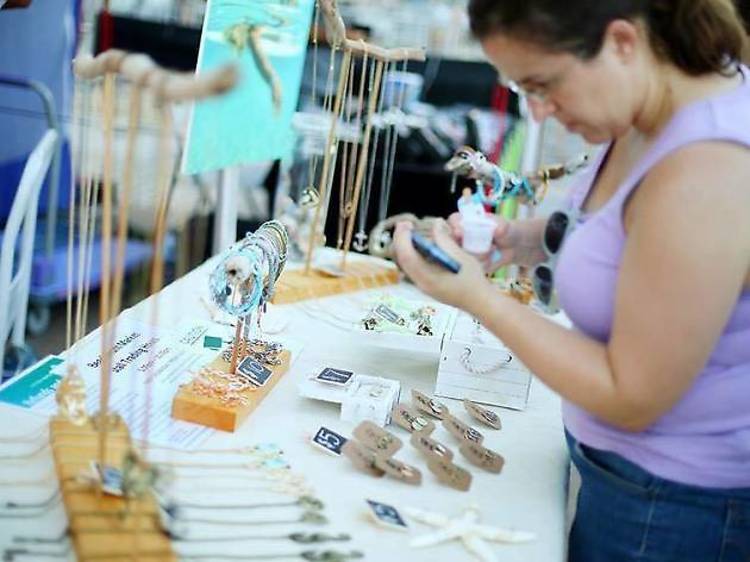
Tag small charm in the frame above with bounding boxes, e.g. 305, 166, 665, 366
442, 413, 484, 445
352, 421, 402, 458
56, 364, 88, 426
463, 399, 502, 430
411, 389, 449, 420
391, 404, 435, 434
410, 433, 454, 462
373, 456, 422, 485
352, 230, 368, 252
299, 186, 321, 208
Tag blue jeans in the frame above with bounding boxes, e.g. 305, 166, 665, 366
566, 431, 750, 562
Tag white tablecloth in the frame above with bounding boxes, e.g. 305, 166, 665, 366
0, 252, 569, 562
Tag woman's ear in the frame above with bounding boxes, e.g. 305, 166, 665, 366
602, 19, 642, 64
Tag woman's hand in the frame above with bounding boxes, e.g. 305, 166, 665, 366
393, 219, 492, 313
447, 213, 548, 271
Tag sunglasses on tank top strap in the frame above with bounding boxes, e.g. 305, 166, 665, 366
532, 209, 578, 313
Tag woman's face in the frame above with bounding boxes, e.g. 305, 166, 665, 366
481, 24, 644, 144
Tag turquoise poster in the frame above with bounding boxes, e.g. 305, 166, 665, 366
183, 0, 314, 174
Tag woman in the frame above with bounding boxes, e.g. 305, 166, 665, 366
393, 1, 750, 560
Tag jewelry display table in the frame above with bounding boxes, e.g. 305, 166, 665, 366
0, 251, 568, 562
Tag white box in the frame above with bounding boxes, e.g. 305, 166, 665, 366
434, 312, 532, 411
340, 375, 401, 427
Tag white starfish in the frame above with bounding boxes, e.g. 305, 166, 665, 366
404, 505, 535, 562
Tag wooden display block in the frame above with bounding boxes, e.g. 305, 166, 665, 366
49, 416, 177, 562
273, 261, 400, 304
171, 349, 291, 432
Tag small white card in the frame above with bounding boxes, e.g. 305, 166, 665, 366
311, 426, 348, 456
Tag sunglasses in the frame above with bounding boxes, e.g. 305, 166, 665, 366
532, 210, 577, 311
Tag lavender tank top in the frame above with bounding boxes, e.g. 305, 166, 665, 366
555, 66, 750, 488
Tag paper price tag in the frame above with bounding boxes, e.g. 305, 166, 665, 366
311, 426, 348, 456
237, 357, 273, 387
315, 367, 354, 387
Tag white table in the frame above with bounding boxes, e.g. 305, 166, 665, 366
0, 252, 569, 562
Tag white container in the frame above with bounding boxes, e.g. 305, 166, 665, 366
461, 214, 496, 254
383, 71, 424, 109
340, 375, 401, 427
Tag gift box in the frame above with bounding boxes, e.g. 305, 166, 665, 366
434, 312, 532, 411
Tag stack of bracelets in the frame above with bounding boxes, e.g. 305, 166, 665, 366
209, 220, 290, 318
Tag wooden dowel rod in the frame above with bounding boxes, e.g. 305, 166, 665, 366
303, 48, 353, 274
73, 50, 238, 102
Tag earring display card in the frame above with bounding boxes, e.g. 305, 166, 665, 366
427, 457, 473, 492
435, 311, 533, 411
342, 440, 386, 478
373, 456, 423, 485
459, 441, 505, 474
352, 421, 403, 457
410, 433, 454, 462
411, 389, 449, 420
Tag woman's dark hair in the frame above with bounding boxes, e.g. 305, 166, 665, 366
468, 0, 748, 75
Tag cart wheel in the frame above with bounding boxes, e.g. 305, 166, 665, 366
26, 305, 51, 336
2, 344, 37, 382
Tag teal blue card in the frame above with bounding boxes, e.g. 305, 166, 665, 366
0, 356, 64, 409
183, 0, 315, 174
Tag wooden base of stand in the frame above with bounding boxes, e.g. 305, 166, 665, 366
273, 261, 399, 305
171, 350, 291, 432
49, 416, 177, 562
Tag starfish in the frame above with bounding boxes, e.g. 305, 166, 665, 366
404, 505, 535, 562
